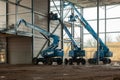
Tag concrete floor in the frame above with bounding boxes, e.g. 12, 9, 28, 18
0, 64, 120, 80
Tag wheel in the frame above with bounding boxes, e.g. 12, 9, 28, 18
64, 58, 68, 65
80, 58, 86, 65
32, 57, 39, 65
88, 58, 94, 64
108, 59, 111, 64
76, 58, 81, 65
103, 58, 111, 64
42, 58, 53, 65
103, 58, 108, 64
57, 58, 63, 65
88, 58, 97, 64
69, 58, 73, 65
42, 59, 47, 65
92, 59, 97, 64
47, 58, 53, 65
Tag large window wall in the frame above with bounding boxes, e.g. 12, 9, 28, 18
50, 1, 120, 61
84, 4, 120, 44
84, 4, 120, 61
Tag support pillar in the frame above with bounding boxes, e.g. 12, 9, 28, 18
80, 7, 84, 49
97, 0, 100, 65
60, 0, 64, 49
105, 5, 107, 45
71, 7, 74, 50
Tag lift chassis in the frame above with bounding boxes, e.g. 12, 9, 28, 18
16, 19, 64, 65
64, 2, 113, 64
50, 13, 86, 65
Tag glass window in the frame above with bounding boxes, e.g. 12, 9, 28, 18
115, 33, 120, 42
83, 7, 97, 20
50, 0, 60, 11
106, 33, 120, 42
107, 19, 120, 32
99, 6, 105, 19
107, 4, 120, 18
84, 34, 96, 47
83, 20, 97, 33
74, 27, 80, 38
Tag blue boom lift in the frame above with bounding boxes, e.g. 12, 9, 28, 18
50, 13, 86, 65
64, 2, 113, 64
15, 19, 64, 65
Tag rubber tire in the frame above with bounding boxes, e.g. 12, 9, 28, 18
103, 58, 111, 64
57, 58, 63, 65
32, 57, 39, 65
64, 58, 68, 65
69, 58, 73, 65
88, 58, 97, 64
88, 59, 93, 64
80, 58, 86, 65
42, 59, 47, 65
47, 58, 53, 65
108, 59, 111, 64
76, 58, 81, 65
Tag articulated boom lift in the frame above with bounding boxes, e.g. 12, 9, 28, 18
64, 2, 113, 64
50, 13, 86, 65
16, 19, 64, 65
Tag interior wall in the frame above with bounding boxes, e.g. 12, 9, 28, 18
0, 0, 50, 63
7, 0, 32, 32
0, 1, 6, 29
8, 37, 32, 64
17, 0, 32, 32
33, 0, 49, 57
0, 37, 6, 63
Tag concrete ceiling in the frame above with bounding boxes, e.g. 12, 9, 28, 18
65, 0, 120, 7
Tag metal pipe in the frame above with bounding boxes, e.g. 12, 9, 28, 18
6, 0, 8, 29
97, 0, 100, 65
6, 0, 9, 64
71, 8, 74, 50
32, 0, 34, 59
15, 0, 18, 33
80, 7, 84, 49
60, 0, 64, 49
105, 5, 107, 45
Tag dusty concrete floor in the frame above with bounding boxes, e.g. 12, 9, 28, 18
0, 64, 120, 80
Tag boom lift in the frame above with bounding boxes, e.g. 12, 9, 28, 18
64, 2, 113, 64
15, 19, 64, 65
50, 13, 86, 65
